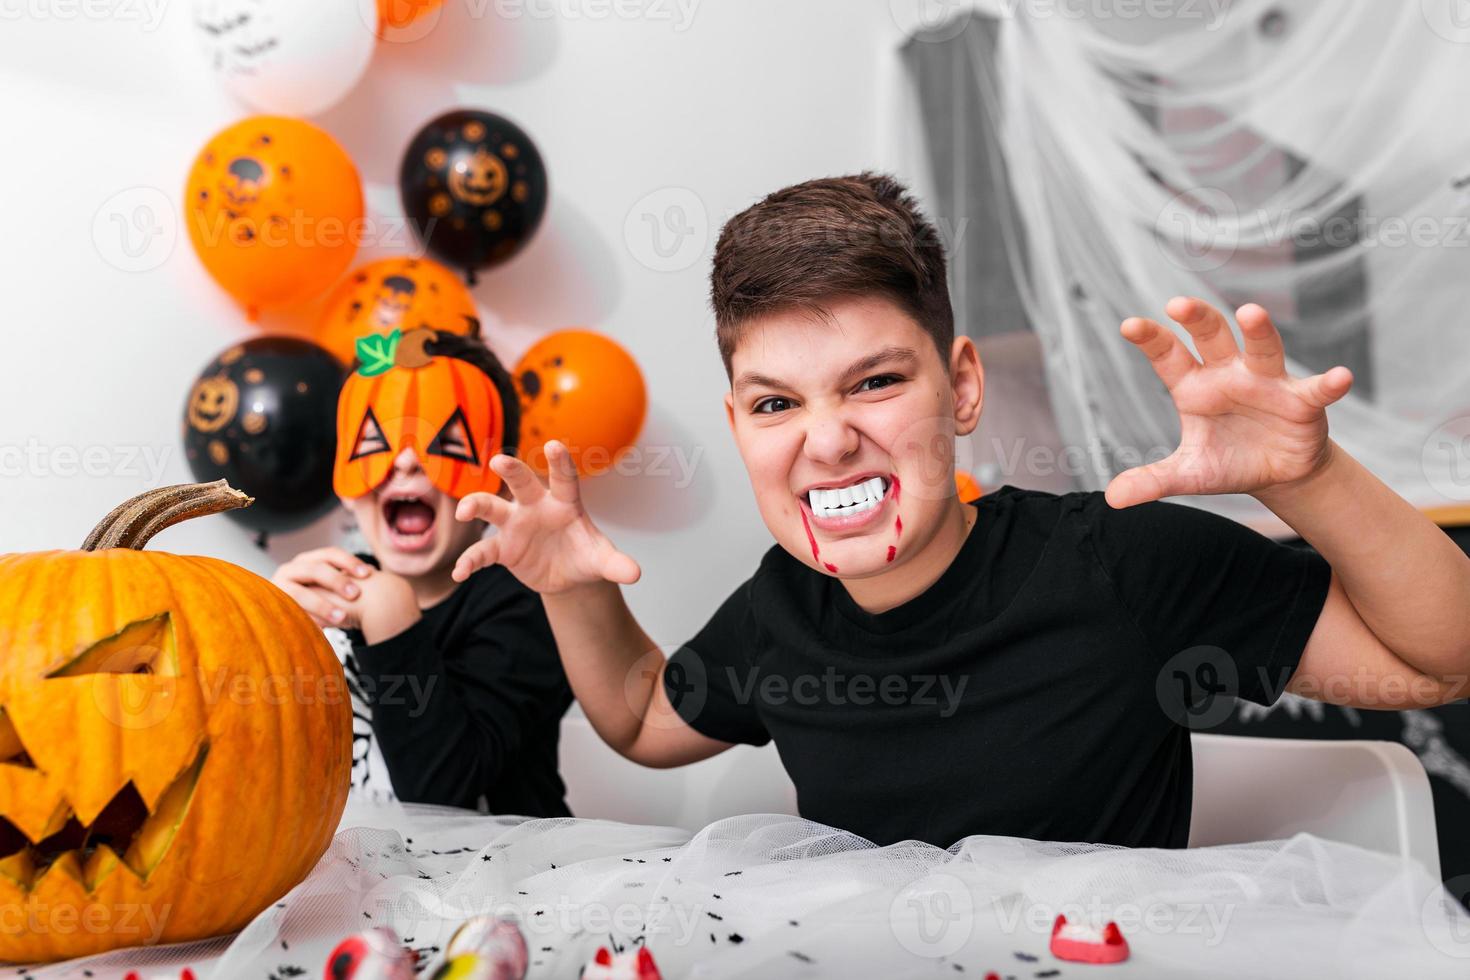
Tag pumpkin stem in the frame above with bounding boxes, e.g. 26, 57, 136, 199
81, 480, 253, 551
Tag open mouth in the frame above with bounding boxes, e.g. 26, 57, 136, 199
382, 493, 437, 552
0, 743, 207, 891
801, 474, 893, 529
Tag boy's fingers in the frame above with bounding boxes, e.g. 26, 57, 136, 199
491, 454, 545, 504
453, 537, 500, 582
1120, 317, 1197, 391
300, 561, 360, 600
1166, 296, 1240, 365
457, 491, 510, 525
1104, 462, 1173, 510
546, 440, 582, 505
1299, 366, 1354, 409
281, 583, 347, 627
600, 547, 642, 585
1236, 303, 1287, 377
304, 546, 372, 577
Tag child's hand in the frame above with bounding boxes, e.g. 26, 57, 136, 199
1107, 298, 1354, 509
452, 440, 641, 594
271, 547, 374, 628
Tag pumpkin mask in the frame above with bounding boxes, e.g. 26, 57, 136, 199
333, 328, 505, 499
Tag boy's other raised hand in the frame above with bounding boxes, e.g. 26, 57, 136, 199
452, 440, 642, 593
1106, 297, 1354, 509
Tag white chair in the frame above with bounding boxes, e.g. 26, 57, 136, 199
1187, 732, 1441, 873
559, 716, 1441, 872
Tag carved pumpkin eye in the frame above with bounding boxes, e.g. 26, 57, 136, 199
426, 407, 478, 465
46, 613, 178, 679
348, 407, 390, 461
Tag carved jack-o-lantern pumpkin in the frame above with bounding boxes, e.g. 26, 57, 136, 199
0, 482, 351, 963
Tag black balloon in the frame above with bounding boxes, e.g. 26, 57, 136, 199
183, 336, 343, 535
399, 109, 549, 284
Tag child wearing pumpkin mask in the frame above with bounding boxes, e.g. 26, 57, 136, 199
271, 328, 573, 817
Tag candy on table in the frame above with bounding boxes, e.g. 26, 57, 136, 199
1049, 913, 1130, 964
432, 915, 529, 980
122, 971, 197, 980
579, 945, 663, 980
325, 925, 418, 980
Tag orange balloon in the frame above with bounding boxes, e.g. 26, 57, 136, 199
378, 0, 443, 32
514, 330, 647, 477
185, 116, 363, 319
956, 470, 983, 503
316, 257, 479, 365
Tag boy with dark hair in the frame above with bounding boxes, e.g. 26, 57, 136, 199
453, 173, 1470, 847
275, 328, 573, 816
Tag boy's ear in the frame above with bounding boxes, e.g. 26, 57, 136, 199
950, 336, 984, 437
724, 389, 737, 434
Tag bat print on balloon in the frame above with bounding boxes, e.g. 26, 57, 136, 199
333, 328, 506, 499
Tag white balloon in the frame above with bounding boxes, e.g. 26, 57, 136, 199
193, 0, 378, 117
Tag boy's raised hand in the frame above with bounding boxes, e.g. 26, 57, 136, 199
271, 546, 373, 628
1107, 297, 1354, 509
452, 439, 642, 592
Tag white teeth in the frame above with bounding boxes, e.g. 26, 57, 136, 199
806, 477, 888, 519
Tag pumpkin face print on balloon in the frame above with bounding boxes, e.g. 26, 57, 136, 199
185, 375, 239, 434
182, 338, 343, 535
448, 145, 510, 206
334, 329, 505, 499
315, 256, 479, 366
399, 109, 548, 283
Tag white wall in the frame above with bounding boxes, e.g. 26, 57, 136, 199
0, 2, 925, 650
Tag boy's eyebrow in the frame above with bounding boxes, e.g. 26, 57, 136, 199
835, 346, 920, 384
733, 346, 921, 395
732, 371, 788, 395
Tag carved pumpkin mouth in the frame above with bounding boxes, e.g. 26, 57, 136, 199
0, 741, 208, 892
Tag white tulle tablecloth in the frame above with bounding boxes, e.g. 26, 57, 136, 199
19, 797, 1470, 979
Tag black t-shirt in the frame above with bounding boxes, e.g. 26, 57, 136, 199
346, 558, 573, 817
664, 486, 1332, 848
